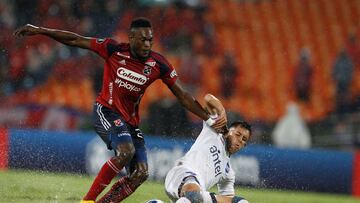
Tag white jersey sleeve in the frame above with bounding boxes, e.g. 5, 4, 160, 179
217, 165, 235, 196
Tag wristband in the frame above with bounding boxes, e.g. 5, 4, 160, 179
205, 117, 217, 126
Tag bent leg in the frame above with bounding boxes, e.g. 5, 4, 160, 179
179, 180, 214, 203
178, 183, 202, 203
83, 141, 135, 201
83, 104, 135, 201
97, 130, 148, 203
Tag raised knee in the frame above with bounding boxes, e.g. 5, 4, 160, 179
115, 143, 135, 163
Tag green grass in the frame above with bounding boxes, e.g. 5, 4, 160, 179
0, 169, 359, 203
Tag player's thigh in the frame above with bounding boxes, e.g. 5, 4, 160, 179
93, 102, 134, 152
127, 127, 148, 174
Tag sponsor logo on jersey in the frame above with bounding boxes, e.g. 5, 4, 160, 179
116, 67, 148, 85
210, 145, 222, 177
170, 70, 177, 78
119, 59, 126, 65
113, 119, 123, 127
135, 129, 143, 138
116, 52, 130, 58
225, 162, 230, 173
96, 38, 105, 44
115, 78, 141, 92
143, 66, 152, 75
145, 61, 156, 67
117, 132, 131, 137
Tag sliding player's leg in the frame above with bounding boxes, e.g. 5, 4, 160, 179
165, 165, 214, 203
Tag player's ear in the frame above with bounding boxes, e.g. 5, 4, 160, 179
128, 29, 136, 40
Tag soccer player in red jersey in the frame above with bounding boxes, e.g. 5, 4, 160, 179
14, 18, 227, 203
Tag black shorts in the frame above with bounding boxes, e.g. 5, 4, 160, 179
93, 102, 147, 165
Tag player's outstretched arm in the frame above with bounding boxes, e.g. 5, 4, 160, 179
169, 81, 227, 131
14, 24, 91, 49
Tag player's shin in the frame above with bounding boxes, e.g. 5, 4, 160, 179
182, 191, 215, 203
96, 176, 135, 203
83, 157, 122, 201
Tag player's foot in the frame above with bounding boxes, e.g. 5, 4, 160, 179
80, 200, 95, 203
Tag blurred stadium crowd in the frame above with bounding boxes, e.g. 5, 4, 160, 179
1, 0, 360, 150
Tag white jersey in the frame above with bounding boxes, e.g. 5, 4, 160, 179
175, 122, 235, 193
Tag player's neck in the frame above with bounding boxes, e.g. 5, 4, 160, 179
130, 48, 149, 62
223, 135, 231, 157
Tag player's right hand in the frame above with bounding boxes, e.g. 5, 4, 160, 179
211, 112, 227, 133
13, 24, 40, 37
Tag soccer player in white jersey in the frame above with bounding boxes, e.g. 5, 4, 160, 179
165, 94, 251, 203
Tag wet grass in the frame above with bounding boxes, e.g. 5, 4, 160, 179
0, 169, 359, 203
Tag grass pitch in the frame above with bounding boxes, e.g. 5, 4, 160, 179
0, 169, 359, 203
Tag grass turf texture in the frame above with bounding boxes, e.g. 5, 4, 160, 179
0, 170, 359, 203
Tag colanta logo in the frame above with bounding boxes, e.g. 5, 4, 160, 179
116, 67, 148, 85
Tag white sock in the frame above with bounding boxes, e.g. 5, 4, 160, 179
200, 191, 213, 203
237, 200, 249, 203
176, 197, 191, 203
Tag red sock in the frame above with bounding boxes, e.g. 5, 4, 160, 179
96, 176, 135, 203
83, 158, 122, 201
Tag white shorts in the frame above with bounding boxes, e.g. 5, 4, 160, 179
165, 165, 204, 202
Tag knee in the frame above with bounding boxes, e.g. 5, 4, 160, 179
115, 143, 135, 163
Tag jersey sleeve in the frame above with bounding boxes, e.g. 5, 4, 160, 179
89, 38, 118, 59
159, 59, 178, 87
217, 167, 235, 196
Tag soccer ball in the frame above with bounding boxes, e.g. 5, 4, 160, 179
146, 200, 164, 203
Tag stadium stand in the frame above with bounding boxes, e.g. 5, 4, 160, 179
1, 0, 360, 146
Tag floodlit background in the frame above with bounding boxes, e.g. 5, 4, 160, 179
0, 0, 360, 202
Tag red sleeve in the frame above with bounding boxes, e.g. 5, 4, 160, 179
160, 60, 178, 87
89, 38, 118, 59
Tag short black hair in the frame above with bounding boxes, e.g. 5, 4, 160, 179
229, 120, 252, 136
130, 17, 152, 29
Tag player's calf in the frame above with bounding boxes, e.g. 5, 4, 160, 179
129, 168, 149, 189
178, 191, 216, 203
183, 191, 203, 203
96, 176, 133, 203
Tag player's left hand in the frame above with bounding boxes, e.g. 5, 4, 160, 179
13, 24, 41, 37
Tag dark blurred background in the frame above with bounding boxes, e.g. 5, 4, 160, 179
1, 0, 360, 151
